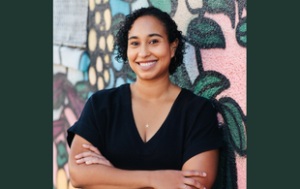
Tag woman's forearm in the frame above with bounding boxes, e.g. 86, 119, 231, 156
69, 159, 153, 188
69, 160, 204, 189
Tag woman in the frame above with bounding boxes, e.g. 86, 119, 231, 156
67, 7, 222, 189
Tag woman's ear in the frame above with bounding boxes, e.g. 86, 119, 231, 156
170, 38, 179, 58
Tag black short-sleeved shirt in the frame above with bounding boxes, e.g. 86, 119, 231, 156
67, 83, 222, 170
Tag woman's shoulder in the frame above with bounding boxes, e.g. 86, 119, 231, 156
180, 88, 216, 113
88, 83, 129, 105
180, 88, 211, 104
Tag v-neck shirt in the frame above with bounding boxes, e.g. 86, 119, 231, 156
67, 83, 222, 170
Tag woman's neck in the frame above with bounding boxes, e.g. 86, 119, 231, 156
131, 75, 173, 101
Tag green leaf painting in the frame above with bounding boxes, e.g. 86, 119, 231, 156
192, 71, 229, 99
150, 0, 172, 14
57, 141, 69, 168
111, 15, 125, 37
169, 64, 192, 89
187, 17, 225, 49
75, 82, 90, 99
204, 0, 236, 28
239, 23, 246, 32
207, 0, 228, 9
236, 17, 247, 47
219, 97, 247, 156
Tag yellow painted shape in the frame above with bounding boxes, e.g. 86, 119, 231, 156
100, 26, 104, 31
104, 9, 111, 30
99, 36, 106, 51
89, 66, 97, 86
104, 69, 109, 82
172, 0, 198, 35
95, 0, 102, 4
97, 76, 104, 90
96, 56, 103, 72
95, 11, 101, 25
187, 0, 203, 9
89, 0, 95, 11
88, 29, 97, 52
104, 54, 110, 63
57, 169, 68, 189
107, 34, 114, 52
103, 0, 109, 3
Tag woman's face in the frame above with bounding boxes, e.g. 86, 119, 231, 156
127, 15, 177, 81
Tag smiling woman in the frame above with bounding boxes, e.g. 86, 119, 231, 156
67, 7, 223, 189
127, 16, 176, 81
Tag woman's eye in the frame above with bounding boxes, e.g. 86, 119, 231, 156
150, 39, 158, 44
131, 42, 139, 46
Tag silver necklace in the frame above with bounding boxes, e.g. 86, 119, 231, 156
135, 93, 168, 128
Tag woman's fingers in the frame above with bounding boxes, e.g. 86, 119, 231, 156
85, 156, 111, 166
181, 170, 207, 177
183, 178, 206, 189
76, 156, 112, 167
82, 144, 101, 155
74, 144, 113, 167
180, 170, 206, 189
75, 151, 100, 159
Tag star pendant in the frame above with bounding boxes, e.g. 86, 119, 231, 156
145, 123, 149, 128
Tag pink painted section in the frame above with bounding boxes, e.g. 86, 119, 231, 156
242, 8, 247, 18
200, 2, 247, 189
64, 107, 77, 126
53, 119, 64, 138
54, 131, 67, 143
236, 155, 247, 189
200, 12, 246, 114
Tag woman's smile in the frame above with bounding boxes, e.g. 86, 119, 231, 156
137, 60, 158, 70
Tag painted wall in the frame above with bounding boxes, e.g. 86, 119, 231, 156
53, 0, 247, 189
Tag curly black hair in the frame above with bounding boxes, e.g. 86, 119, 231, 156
114, 6, 186, 75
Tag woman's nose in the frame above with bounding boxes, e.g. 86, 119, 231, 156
138, 44, 150, 57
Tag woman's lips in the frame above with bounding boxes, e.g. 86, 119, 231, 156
137, 60, 157, 70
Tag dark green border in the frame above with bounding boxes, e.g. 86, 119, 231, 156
2, 0, 52, 187
2, 0, 299, 188
248, 1, 299, 188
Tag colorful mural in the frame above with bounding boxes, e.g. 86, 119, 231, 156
53, 0, 246, 188
53, 50, 92, 189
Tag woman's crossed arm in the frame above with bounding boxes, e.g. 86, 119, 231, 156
69, 134, 215, 189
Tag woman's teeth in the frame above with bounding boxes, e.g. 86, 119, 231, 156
139, 61, 157, 67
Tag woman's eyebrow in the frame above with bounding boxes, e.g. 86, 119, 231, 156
128, 33, 163, 40
149, 33, 163, 38
128, 36, 138, 40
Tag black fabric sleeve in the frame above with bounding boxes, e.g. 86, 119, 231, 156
182, 99, 223, 165
67, 95, 102, 150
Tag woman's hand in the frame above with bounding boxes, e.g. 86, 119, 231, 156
150, 170, 207, 189
75, 144, 114, 167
